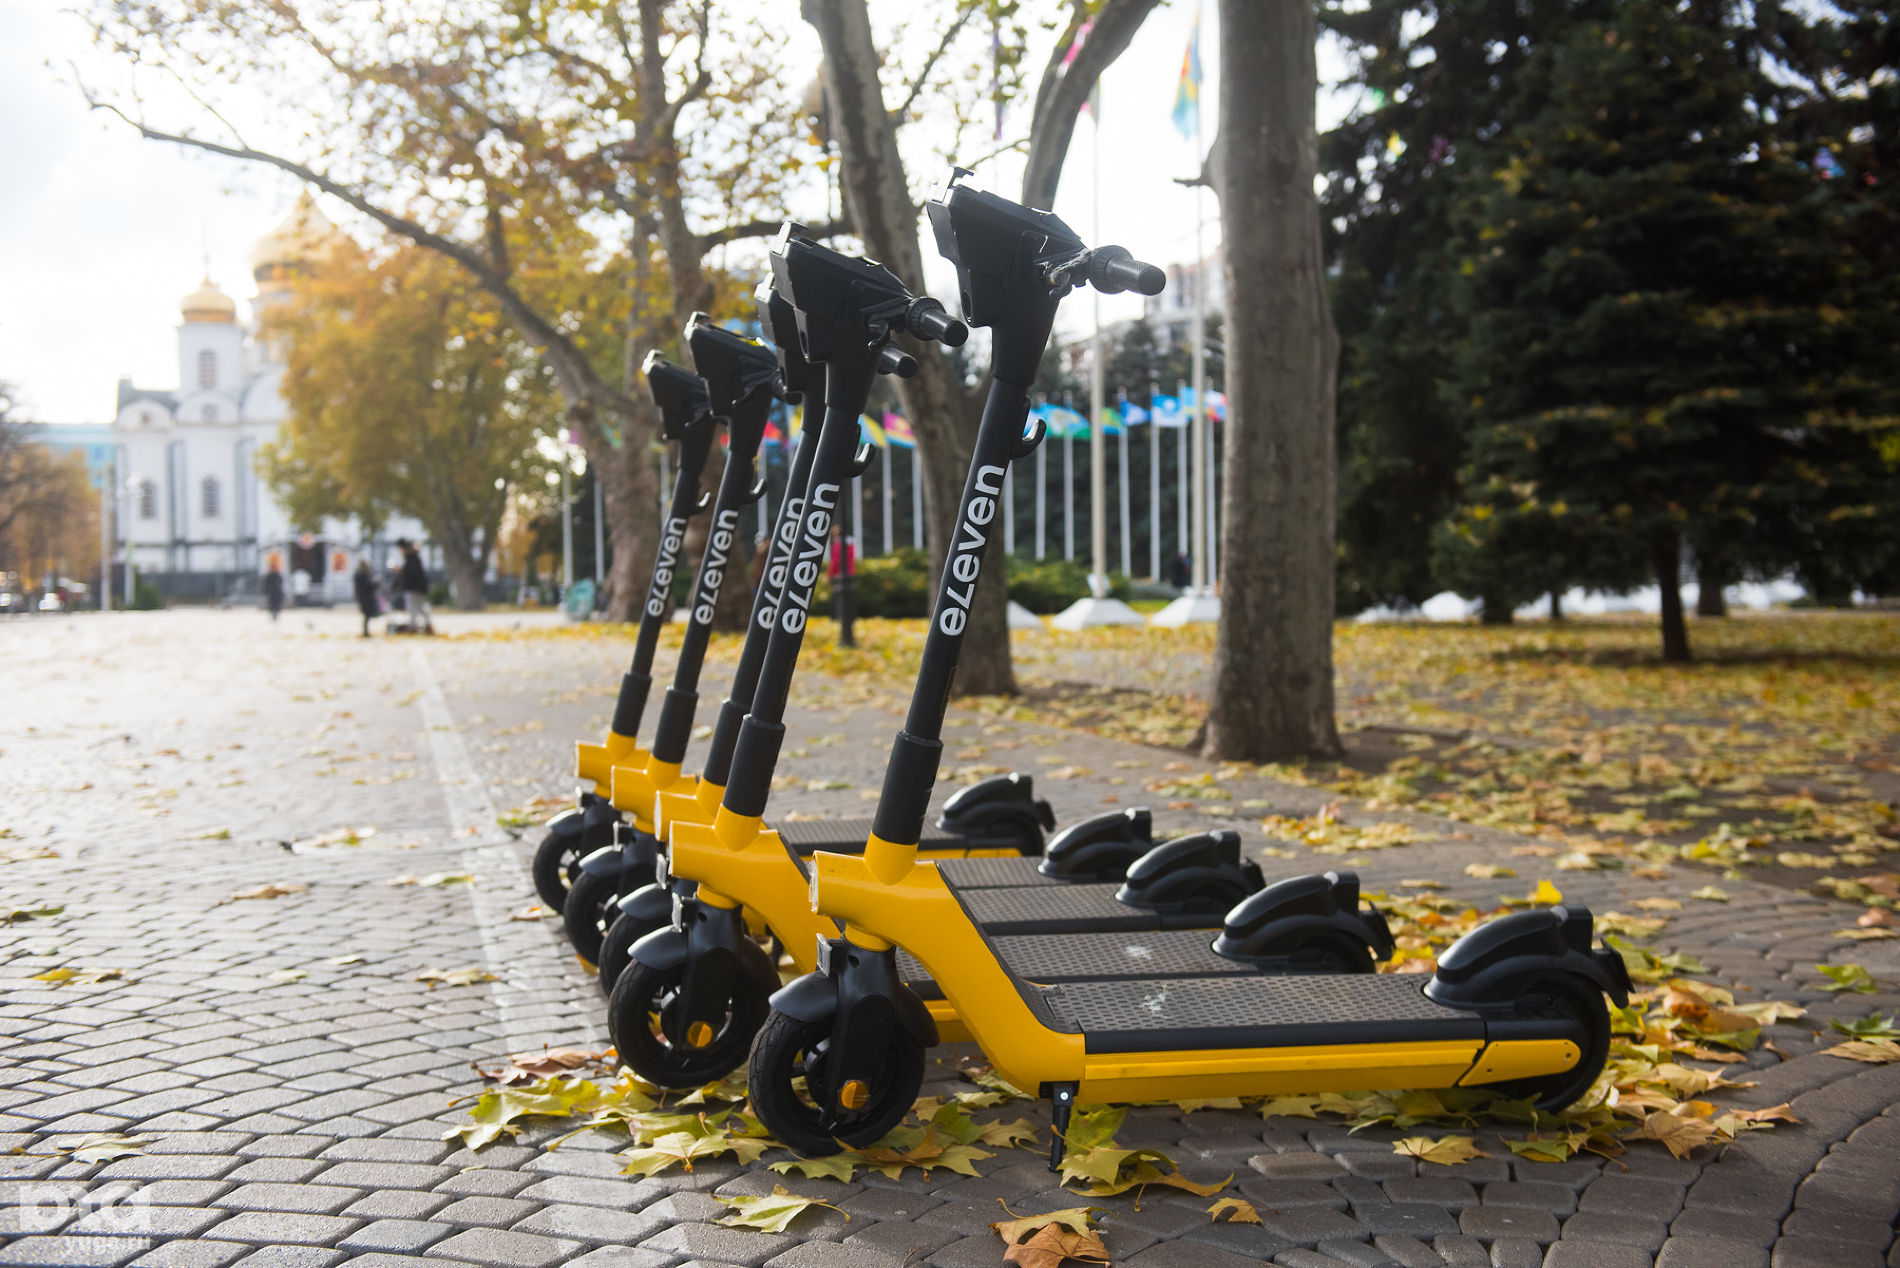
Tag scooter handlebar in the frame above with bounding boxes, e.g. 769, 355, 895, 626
1090, 246, 1167, 297
905, 298, 968, 348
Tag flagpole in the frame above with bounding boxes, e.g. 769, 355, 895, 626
1088, 111, 1109, 600
881, 439, 892, 556
1117, 390, 1131, 578
1148, 379, 1161, 581
1035, 423, 1046, 559
1063, 391, 1075, 562
910, 447, 922, 550
1177, 380, 1189, 569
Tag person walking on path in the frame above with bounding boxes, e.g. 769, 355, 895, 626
396, 538, 434, 634
262, 560, 285, 622
352, 558, 382, 638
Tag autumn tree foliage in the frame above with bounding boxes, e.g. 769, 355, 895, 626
259, 241, 556, 609
83, 0, 819, 620
1432, 0, 1900, 661
0, 385, 99, 590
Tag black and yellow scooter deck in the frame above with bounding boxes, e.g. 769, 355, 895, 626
1030, 972, 1480, 1053
899, 928, 1253, 1001
777, 819, 970, 856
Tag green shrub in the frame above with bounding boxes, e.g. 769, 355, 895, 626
806, 549, 1131, 619
130, 580, 163, 611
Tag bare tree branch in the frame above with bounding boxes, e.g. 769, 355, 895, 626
893, 4, 981, 124
80, 92, 639, 428
1020, 0, 1164, 211
694, 214, 851, 254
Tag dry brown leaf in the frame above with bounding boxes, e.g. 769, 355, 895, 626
227, 882, 308, 902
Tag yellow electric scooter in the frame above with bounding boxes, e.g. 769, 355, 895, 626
737, 174, 1630, 1160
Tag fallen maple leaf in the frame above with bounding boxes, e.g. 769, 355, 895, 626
1394, 1135, 1488, 1165
56, 1133, 154, 1165
227, 882, 308, 901
715, 1186, 847, 1233
1829, 1038, 1900, 1064
417, 967, 500, 988
992, 1206, 1110, 1268
1206, 1197, 1262, 1223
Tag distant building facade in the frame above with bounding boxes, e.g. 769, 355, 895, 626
105, 197, 425, 602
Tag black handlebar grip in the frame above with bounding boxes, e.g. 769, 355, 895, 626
878, 346, 919, 379
906, 298, 969, 348
1092, 247, 1167, 297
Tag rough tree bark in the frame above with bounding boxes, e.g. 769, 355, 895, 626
1202, 0, 1344, 760
803, 0, 1157, 695
1655, 528, 1692, 662
1695, 553, 1728, 618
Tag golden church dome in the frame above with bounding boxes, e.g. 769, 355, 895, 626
251, 192, 347, 286
180, 278, 237, 324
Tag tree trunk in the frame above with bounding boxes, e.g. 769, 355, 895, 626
1654, 528, 1692, 663
442, 544, 486, 610
1201, 0, 1342, 761
804, 0, 1014, 695
1480, 597, 1515, 625
1548, 590, 1564, 622
1695, 554, 1727, 618
585, 397, 660, 624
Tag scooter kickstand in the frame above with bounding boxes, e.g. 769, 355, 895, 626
1046, 1083, 1077, 1172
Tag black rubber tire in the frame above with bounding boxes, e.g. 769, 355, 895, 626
598, 905, 672, 996
746, 1009, 924, 1156
532, 825, 587, 912
563, 868, 618, 966
1486, 977, 1613, 1111
610, 960, 769, 1089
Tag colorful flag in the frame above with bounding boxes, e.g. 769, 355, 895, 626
1122, 402, 1150, 426
1097, 406, 1124, 435
1170, 12, 1202, 140
1038, 405, 1088, 438
883, 412, 917, 449
859, 414, 887, 447
1151, 395, 1186, 427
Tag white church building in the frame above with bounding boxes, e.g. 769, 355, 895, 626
113, 197, 426, 603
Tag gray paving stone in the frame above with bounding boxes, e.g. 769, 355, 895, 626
1275, 1251, 1368, 1268
1181, 1217, 1296, 1259
1480, 1180, 1577, 1215
222, 1158, 328, 1184
1317, 1240, 1404, 1268
229, 1249, 345, 1268
1251, 1153, 1350, 1181
208, 1183, 363, 1215
841, 1220, 957, 1262
1385, 1177, 1477, 1208
312, 1161, 455, 1190
511, 1204, 668, 1244
1543, 1244, 1655, 1268
1486, 1238, 1541, 1268
1780, 1208, 1896, 1246
338, 1259, 450, 1268
1769, 1239, 1891, 1268
762, 1241, 907, 1268
1125, 1240, 1267, 1268
204, 1213, 360, 1246
1558, 1212, 1668, 1250
1342, 1153, 1417, 1181
1656, 1237, 1772, 1268
1578, 1173, 1685, 1220
560, 1250, 677, 1268
342, 1192, 454, 1221
234, 1138, 328, 1160
1458, 1207, 1559, 1244
0, 1237, 151, 1267
1347, 1203, 1460, 1240
1669, 1207, 1781, 1245
431, 1170, 539, 1199
639, 1225, 794, 1267
1234, 1178, 1350, 1210
67, 1206, 227, 1238
1371, 1234, 1445, 1268
431, 1198, 542, 1228
337, 1220, 456, 1254
1255, 1206, 1368, 1246
127, 1241, 251, 1268
95, 1156, 241, 1182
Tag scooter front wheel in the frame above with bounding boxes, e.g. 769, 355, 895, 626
746, 1009, 923, 1156
532, 826, 587, 911
563, 869, 618, 966
597, 910, 658, 995
610, 961, 768, 1089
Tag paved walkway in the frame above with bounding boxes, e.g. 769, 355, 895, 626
2, 611, 1895, 1268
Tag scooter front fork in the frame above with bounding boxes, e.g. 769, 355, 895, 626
671, 899, 747, 1049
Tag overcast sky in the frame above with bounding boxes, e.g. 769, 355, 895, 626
1, 0, 1347, 424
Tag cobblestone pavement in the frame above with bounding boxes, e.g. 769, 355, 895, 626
3, 610, 1896, 1268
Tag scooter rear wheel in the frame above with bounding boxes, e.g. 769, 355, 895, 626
532, 827, 587, 912
563, 869, 618, 966
747, 1010, 923, 1156
1487, 977, 1613, 1111
610, 960, 767, 1089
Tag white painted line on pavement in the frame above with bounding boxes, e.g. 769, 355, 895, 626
411, 645, 602, 1048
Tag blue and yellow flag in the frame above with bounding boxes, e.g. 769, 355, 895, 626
1170, 12, 1202, 139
